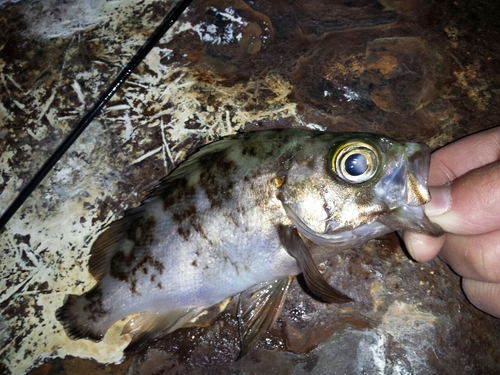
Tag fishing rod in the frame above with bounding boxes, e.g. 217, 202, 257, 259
0, 0, 193, 231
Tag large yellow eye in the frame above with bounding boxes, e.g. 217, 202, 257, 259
332, 142, 379, 183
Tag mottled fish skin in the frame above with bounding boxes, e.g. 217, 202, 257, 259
56, 129, 442, 348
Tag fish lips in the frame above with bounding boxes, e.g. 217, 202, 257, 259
378, 205, 444, 237
376, 142, 432, 208
404, 142, 433, 206
376, 142, 444, 237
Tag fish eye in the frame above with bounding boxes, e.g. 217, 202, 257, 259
332, 142, 379, 183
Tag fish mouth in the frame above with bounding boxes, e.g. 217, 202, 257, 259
404, 142, 433, 206
403, 144, 445, 236
379, 142, 443, 237
378, 205, 444, 237
374, 141, 443, 237
377, 142, 433, 208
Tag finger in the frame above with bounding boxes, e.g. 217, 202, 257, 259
462, 278, 500, 319
428, 127, 500, 185
438, 230, 500, 283
424, 162, 500, 235
402, 231, 446, 262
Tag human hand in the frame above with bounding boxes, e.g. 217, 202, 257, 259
403, 127, 500, 318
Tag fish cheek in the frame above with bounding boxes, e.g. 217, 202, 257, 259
279, 176, 332, 233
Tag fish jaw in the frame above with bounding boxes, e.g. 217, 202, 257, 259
373, 141, 431, 207
377, 204, 443, 236
280, 195, 393, 248
373, 140, 443, 236
403, 142, 433, 206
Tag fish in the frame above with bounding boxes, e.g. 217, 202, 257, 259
56, 129, 443, 354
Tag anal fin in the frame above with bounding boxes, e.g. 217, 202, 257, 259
122, 308, 198, 351
278, 225, 353, 304
238, 277, 293, 357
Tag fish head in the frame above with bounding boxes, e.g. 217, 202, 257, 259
279, 132, 443, 248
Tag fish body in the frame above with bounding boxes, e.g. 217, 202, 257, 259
57, 129, 442, 351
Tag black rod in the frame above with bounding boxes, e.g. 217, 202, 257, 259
0, 0, 193, 231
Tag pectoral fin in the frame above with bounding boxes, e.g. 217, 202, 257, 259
122, 308, 199, 351
277, 225, 353, 304
238, 277, 293, 357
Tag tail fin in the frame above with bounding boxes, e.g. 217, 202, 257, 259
56, 294, 105, 342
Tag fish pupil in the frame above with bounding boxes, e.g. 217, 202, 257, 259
345, 153, 367, 176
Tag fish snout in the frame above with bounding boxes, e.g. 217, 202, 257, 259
404, 143, 432, 206
375, 142, 431, 208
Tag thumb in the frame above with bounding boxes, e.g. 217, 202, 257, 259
424, 161, 500, 236
462, 278, 500, 318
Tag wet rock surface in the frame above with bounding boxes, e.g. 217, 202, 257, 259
1, 0, 500, 374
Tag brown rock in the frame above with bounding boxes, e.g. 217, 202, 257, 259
362, 37, 454, 115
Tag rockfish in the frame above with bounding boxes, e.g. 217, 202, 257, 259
56, 129, 442, 354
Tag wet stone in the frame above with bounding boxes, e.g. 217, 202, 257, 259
362, 37, 455, 115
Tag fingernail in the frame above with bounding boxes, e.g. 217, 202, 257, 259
425, 185, 452, 217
